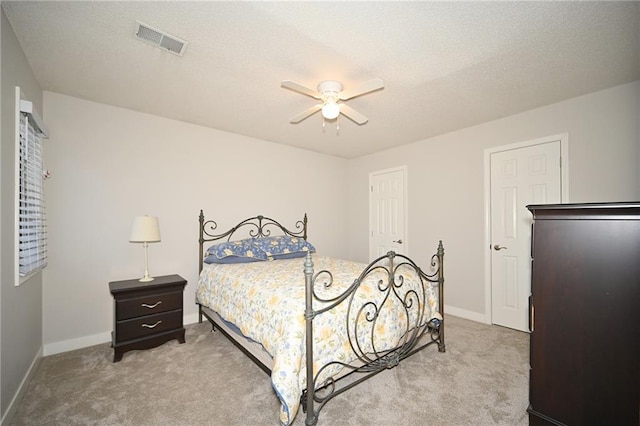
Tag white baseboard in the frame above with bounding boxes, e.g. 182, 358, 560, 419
41, 307, 484, 357
43, 314, 201, 357
444, 304, 490, 324
1, 345, 43, 426
43, 331, 111, 356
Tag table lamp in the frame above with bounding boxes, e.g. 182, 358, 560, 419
130, 215, 161, 282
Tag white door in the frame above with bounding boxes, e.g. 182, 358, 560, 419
490, 141, 562, 331
369, 167, 407, 260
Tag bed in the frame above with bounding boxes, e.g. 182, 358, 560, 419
196, 211, 445, 425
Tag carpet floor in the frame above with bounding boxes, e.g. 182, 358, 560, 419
10, 315, 529, 425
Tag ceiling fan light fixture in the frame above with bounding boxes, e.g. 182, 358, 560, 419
321, 100, 340, 120
283, 78, 383, 125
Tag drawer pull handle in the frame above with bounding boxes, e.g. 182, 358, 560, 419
530, 305, 534, 332
142, 321, 162, 329
141, 301, 162, 309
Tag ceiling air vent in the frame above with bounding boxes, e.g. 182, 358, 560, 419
134, 21, 188, 56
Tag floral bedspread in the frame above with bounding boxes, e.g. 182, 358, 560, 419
196, 255, 439, 425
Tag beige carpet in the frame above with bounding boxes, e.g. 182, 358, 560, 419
10, 315, 529, 425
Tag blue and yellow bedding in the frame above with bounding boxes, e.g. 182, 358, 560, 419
196, 255, 439, 425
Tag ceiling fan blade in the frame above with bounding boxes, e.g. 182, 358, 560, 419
339, 104, 368, 125
340, 78, 384, 100
290, 104, 322, 123
281, 81, 322, 99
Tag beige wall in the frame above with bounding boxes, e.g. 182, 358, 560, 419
347, 81, 640, 320
1, 8, 44, 419
41, 92, 350, 352
30, 81, 640, 354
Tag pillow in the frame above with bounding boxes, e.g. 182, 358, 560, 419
204, 239, 268, 264
253, 236, 316, 260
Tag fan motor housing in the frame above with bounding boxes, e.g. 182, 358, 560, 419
317, 81, 343, 94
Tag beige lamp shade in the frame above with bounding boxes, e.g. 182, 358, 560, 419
130, 216, 161, 243
130, 215, 161, 282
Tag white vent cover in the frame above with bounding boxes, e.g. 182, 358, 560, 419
134, 21, 188, 56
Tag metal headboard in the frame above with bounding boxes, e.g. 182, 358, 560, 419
198, 210, 308, 273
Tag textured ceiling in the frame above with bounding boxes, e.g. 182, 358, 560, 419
3, 1, 639, 159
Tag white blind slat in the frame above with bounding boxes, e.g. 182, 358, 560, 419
17, 113, 47, 278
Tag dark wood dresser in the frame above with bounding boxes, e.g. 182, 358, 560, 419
109, 274, 187, 362
527, 202, 640, 425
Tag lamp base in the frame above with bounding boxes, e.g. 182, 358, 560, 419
139, 276, 154, 283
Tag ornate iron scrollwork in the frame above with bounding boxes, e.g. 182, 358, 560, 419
197, 210, 308, 273
302, 243, 445, 425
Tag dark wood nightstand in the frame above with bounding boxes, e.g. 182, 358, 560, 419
109, 274, 187, 362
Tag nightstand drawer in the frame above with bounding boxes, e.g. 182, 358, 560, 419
115, 310, 183, 342
116, 290, 182, 320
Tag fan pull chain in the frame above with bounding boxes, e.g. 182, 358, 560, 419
321, 115, 339, 134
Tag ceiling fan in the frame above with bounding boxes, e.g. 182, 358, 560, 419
281, 78, 384, 125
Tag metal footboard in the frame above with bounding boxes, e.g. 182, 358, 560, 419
303, 243, 445, 425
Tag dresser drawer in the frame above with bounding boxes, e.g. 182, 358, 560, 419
115, 310, 183, 342
116, 290, 182, 320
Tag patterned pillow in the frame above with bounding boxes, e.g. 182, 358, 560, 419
253, 236, 316, 260
204, 239, 268, 264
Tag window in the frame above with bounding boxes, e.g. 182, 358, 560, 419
15, 87, 49, 285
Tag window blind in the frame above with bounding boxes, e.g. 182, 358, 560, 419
17, 112, 47, 280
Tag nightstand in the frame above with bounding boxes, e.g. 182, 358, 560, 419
109, 274, 187, 362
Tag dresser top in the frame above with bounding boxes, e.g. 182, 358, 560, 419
527, 202, 640, 220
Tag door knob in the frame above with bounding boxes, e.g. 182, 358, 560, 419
493, 244, 508, 251
393, 239, 403, 244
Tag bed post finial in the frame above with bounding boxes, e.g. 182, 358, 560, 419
303, 213, 308, 240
